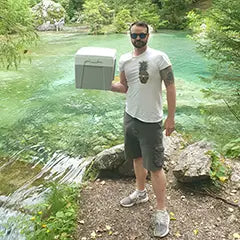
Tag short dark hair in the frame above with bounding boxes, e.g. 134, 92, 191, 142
129, 21, 149, 34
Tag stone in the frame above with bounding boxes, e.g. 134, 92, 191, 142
88, 131, 185, 178
230, 160, 240, 183
173, 141, 212, 182
163, 130, 185, 161
93, 144, 125, 170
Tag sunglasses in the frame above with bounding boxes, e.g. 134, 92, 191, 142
130, 33, 148, 39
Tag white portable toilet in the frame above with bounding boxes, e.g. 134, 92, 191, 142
75, 47, 116, 90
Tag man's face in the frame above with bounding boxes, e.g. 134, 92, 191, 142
130, 25, 149, 49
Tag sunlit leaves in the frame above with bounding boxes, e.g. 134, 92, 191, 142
0, 0, 38, 69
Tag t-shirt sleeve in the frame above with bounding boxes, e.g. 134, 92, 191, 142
118, 55, 125, 72
157, 52, 172, 71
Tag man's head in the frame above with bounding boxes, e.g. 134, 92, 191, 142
129, 21, 149, 49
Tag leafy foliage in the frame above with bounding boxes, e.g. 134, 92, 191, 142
187, 0, 240, 159
113, 9, 132, 33
154, 0, 198, 29
0, 0, 38, 69
208, 151, 231, 183
187, 0, 240, 70
53, 0, 84, 21
22, 183, 79, 240
81, 0, 162, 33
82, 0, 113, 34
29, 0, 41, 7
223, 138, 240, 159
132, 1, 160, 30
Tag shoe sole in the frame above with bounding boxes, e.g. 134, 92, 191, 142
120, 196, 149, 207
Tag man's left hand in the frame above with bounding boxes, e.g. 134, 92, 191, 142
164, 117, 175, 136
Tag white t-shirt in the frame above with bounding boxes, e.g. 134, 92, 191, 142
119, 47, 171, 123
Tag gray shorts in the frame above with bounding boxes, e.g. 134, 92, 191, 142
124, 112, 165, 172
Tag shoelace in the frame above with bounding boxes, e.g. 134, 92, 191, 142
129, 191, 145, 200
156, 212, 168, 225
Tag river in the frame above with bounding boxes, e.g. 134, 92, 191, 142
0, 30, 239, 238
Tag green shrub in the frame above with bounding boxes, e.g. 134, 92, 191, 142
187, 0, 240, 70
0, 0, 38, 69
113, 8, 132, 33
132, 1, 160, 31
82, 0, 113, 34
156, 0, 196, 29
22, 183, 79, 240
208, 151, 231, 183
223, 138, 240, 159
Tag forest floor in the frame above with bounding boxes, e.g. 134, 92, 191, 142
75, 159, 240, 240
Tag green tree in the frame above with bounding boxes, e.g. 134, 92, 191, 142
53, 0, 84, 21
82, 0, 113, 34
104, 0, 136, 14
107, 0, 160, 32
188, 0, 240, 70
29, 0, 41, 7
132, 0, 161, 31
113, 9, 132, 33
154, 0, 197, 29
187, 0, 240, 158
0, 0, 38, 69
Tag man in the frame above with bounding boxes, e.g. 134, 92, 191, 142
111, 21, 176, 238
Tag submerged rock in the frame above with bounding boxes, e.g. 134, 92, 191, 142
173, 141, 212, 182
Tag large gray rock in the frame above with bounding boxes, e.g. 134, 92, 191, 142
226, 159, 240, 189
32, 0, 65, 31
90, 131, 184, 178
91, 144, 128, 178
173, 141, 212, 182
163, 131, 184, 161
93, 144, 125, 170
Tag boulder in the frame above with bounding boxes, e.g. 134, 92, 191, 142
32, 0, 65, 31
173, 141, 212, 182
163, 131, 184, 161
89, 131, 184, 178
226, 159, 240, 189
93, 144, 125, 170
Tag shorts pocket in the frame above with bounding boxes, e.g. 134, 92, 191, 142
153, 145, 164, 168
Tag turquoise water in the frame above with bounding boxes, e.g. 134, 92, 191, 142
0, 31, 238, 163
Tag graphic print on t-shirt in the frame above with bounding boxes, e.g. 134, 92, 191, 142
139, 61, 149, 84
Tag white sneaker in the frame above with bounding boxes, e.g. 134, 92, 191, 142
154, 210, 170, 238
120, 190, 149, 207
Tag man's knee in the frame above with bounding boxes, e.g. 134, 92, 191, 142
150, 168, 163, 176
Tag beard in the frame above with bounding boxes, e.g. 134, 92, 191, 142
132, 40, 147, 48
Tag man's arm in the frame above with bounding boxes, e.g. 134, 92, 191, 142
111, 71, 128, 93
160, 66, 176, 136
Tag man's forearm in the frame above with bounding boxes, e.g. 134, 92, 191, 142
166, 84, 176, 118
111, 82, 127, 93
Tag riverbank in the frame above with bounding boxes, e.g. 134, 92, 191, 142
76, 162, 240, 240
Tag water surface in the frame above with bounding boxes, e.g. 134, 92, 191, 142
0, 31, 238, 163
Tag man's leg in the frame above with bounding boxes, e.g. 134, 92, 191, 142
133, 157, 148, 191
151, 168, 170, 238
150, 168, 166, 210
120, 157, 148, 207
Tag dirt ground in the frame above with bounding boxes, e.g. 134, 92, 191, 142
75, 159, 240, 240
